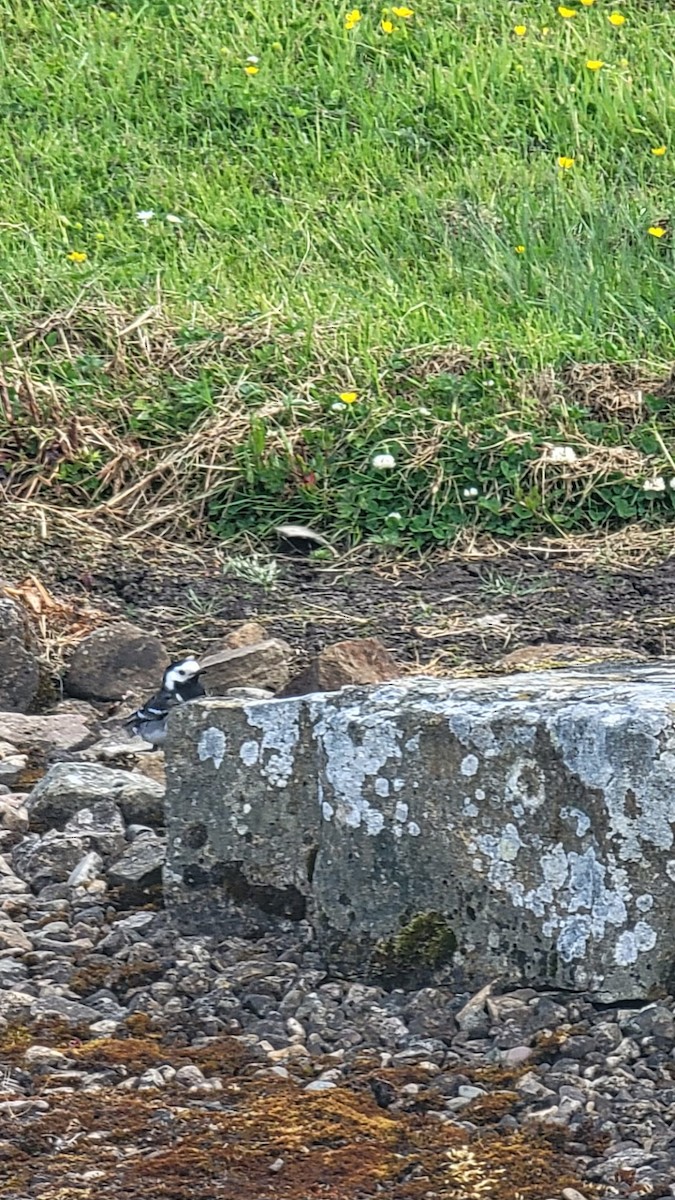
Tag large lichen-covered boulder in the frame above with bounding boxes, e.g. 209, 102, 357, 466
163, 665, 675, 1001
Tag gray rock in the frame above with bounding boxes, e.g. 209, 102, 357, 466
12, 831, 92, 889
0, 795, 29, 834
499, 1045, 534, 1067
0, 919, 32, 951
108, 833, 166, 899
68, 851, 104, 888
164, 667, 675, 1000
30, 994, 103, 1024
0, 989, 38, 1019
174, 1064, 206, 1087
0, 711, 97, 755
0, 597, 40, 712
624, 1003, 675, 1045
63, 801, 126, 856
27, 762, 165, 830
65, 622, 169, 702
279, 638, 399, 699
0, 746, 27, 788
203, 638, 292, 695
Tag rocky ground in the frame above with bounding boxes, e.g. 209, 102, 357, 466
1, 764, 675, 1200
2, 526, 675, 1198
0, 718, 674, 1199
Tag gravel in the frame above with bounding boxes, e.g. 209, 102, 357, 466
1, 773, 675, 1198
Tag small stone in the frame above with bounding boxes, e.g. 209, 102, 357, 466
138, 1068, 166, 1089
203, 638, 292, 695
65, 622, 169, 702
63, 802, 126, 856
0, 597, 40, 712
13, 832, 92, 889
279, 637, 399, 698
107, 834, 165, 900
497, 643, 644, 672
88, 1019, 120, 1037
0, 920, 32, 951
561, 1189, 590, 1200
304, 1078, 337, 1092
174, 1064, 206, 1087
0, 796, 29, 834
27, 762, 165, 830
24, 1046, 70, 1068
0, 711, 97, 755
30, 995, 102, 1024
68, 851, 104, 888
269, 1157, 285, 1173
0, 751, 28, 789
500, 1045, 533, 1067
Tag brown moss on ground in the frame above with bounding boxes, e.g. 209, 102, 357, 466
69, 958, 167, 997
0, 1017, 599, 1199
0, 1066, 595, 1200
0, 1021, 248, 1078
463, 1090, 521, 1124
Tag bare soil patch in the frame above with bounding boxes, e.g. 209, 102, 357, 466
2, 503, 675, 687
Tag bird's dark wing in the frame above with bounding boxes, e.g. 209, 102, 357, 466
124, 686, 181, 728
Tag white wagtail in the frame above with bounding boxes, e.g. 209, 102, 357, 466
125, 643, 275, 749
125, 656, 206, 749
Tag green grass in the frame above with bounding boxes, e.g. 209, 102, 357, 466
1, 0, 673, 358
0, 0, 674, 548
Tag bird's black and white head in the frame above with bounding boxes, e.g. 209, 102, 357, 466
162, 656, 201, 693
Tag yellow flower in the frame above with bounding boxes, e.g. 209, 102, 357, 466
392, 5, 414, 16
339, 391, 358, 404
515, 245, 526, 254
558, 6, 577, 17
608, 11, 625, 25
585, 59, 604, 70
67, 251, 87, 263
557, 155, 575, 169
580, 0, 595, 6
651, 145, 667, 156
381, 18, 394, 32
514, 24, 527, 36
244, 64, 259, 75
344, 8, 362, 29
648, 226, 666, 238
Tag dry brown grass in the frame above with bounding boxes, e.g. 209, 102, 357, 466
1, 301, 674, 563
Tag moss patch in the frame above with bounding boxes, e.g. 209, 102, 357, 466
372, 911, 457, 985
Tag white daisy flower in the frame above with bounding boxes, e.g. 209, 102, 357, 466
136, 210, 155, 223
643, 476, 666, 493
372, 453, 396, 470
462, 487, 479, 498
247, 55, 259, 63
386, 511, 402, 522
548, 445, 578, 464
